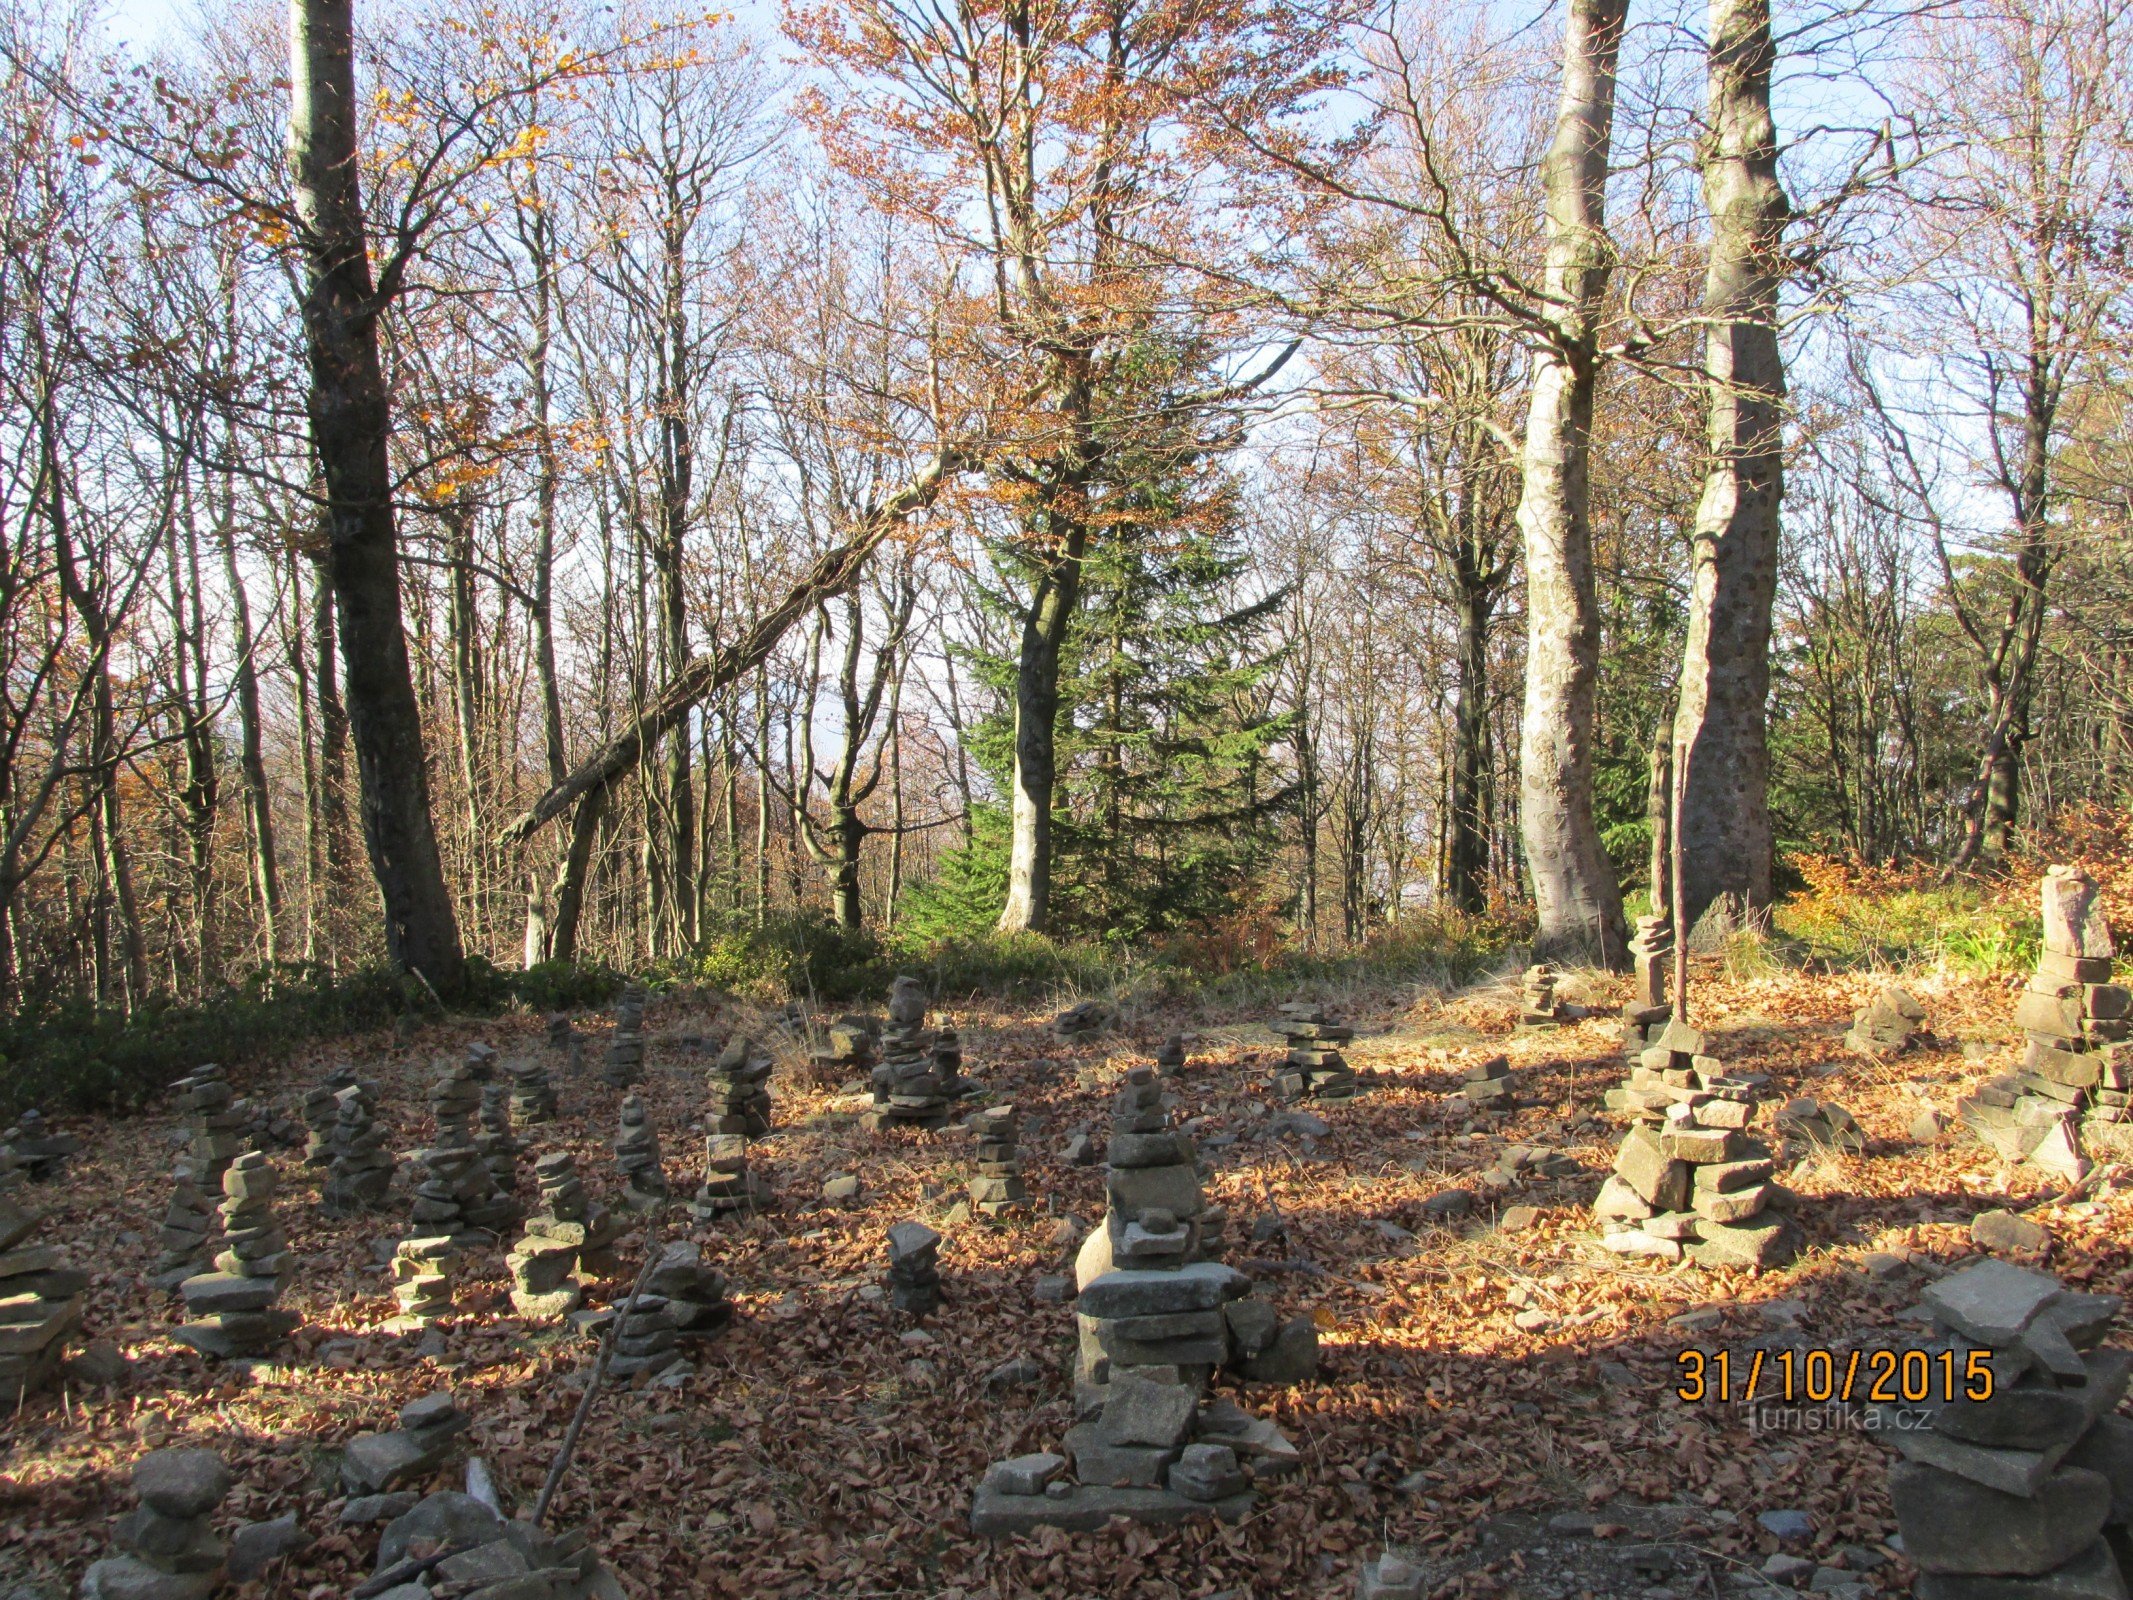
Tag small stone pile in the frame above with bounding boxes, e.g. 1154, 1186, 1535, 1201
706, 1035, 774, 1136
3, 1109, 79, 1181
1594, 1021, 1799, 1268
466, 1040, 499, 1079
1846, 984, 1931, 1056
1519, 964, 1567, 1029
1271, 1003, 1357, 1101
175, 1151, 299, 1358
389, 1236, 460, 1328
689, 1133, 770, 1220
299, 1076, 344, 1167
548, 1010, 574, 1048
506, 1153, 608, 1319
613, 1096, 667, 1210
340, 1390, 470, 1495
1772, 1097, 1868, 1160
886, 1220, 943, 1314
353, 1485, 622, 1598
82, 1447, 230, 1600
476, 1081, 522, 1197
966, 1104, 1030, 1216
601, 1294, 682, 1379
1962, 866, 2128, 1179
809, 1013, 877, 1079
1154, 1034, 1187, 1077
319, 1082, 395, 1215
1053, 1000, 1115, 1040
643, 1240, 733, 1340
0, 1179, 85, 1402
1878, 1258, 2132, 1600
1454, 1053, 1514, 1113
866, 976, 957, 1130
506, 1056, 558, 1124
933, 1026, 975, 1098
604, 984, 648, 1087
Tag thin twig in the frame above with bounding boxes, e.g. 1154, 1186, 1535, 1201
531, 1235, 664, 1528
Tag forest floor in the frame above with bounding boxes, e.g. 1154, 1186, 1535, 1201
5, 916, 2129, 1599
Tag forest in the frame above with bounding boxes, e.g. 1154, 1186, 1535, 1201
5, 1, 2133, 1597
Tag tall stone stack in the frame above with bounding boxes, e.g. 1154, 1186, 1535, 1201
1272, 1004, 1358, 1101
706, 1036, 774, 1136
548, 1011, 574, 1050
689, 1134, 769, 1220
1879, 1258, 2132, 1600
1961, 866, 2128, 1179
299, 1078, 343, 1167
1624, 914, 1674, 1048
477, 1082, 523, 1197
319, 1083, 396, 1216
507, 1154, 615, 1320
1154, 1034, 1188, 1077
604, 985, 648, 1088
613, 1096, 668, 1210
1594, 1022, 1799, 1268
865, 976, 957, 1130
389, 1235, 460, 1328
158, 1066, 248, 1284
809, 1013, 877, 1080
1519, 964, 1567, 1029
885, 1220, 943, 1314
175, 1151, 299, 1358
0, 1172, 86, 1402
506, 1057, 558, 1124
153, 1155, 218, 1289
644, 1240, 733, 1341
416, 1065, 516, 1235
81, 1448, 230, 1600
966, 1104, 1030, 1216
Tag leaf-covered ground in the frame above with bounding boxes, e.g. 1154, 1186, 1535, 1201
6, 954, 2128, 1599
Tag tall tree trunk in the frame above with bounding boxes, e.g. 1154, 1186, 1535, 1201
547, 786, 607, 965
1516, 0, 1632, 969
288, 0, 464, 990
1445, 567, 1494, 915
1673, 0, 1789, 938
218, 485, 281, 968
998, 528, 1087, 934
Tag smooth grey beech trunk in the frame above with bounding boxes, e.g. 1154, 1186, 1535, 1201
1672, 0, 1789, 939
1515, 0, 1631, 969
997, 523, 1087, 936
288, 0, 465, 990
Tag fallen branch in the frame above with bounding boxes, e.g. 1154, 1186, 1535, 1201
531, 1238, 664, 1528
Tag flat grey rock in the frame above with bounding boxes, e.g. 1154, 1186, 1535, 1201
131, 1449, 230, 1521
1925, 1261, 2065, 1346
1076, 1262, 1249, 1319
376, 1491, 504, 1570
1891, 1462, 2110, 1576
1914, 1539, 2128, 1599
969, 1481, 1253, 1536
228, 1513, 312, 1580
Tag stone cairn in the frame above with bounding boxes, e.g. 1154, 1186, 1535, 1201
412, 1064, 517, 1237
340, 1390, 470, 1496
1272, 1003, 1358, 1101
175, 1151, 298, 1358
1518, 964, 1569, 1028
155, 1067, 245, 1288
934, 1025, 975, 1098
299, 1073, 345, 1167
0, 1159, 86, 1403
1594, 1020, 1800, 1268
969, 1067, 1308, 1535
865, 976, 958, 1130
1877, 1258, 2132, 1600
809, 1012, 877, 1081
603, 985, 648, 1088
886, 1220, 943, 1313
1962, 866, 2128, 1181
506, 1150, 624, 1321
966, 1104, 1030, 1216
1453, 1053, 1515, 1113
644, 1240, 734, 1341
613, 1095, 668, 1210
1846, 984, 1932, 1056
319, 1080, 395, 1216
1771, 1097, 1868, 1161
389, 1236, 460, 1328
1053, 999, 1115, 1040
82, 1447, 231, 1600
1624, 914, 1675, 1050
598, 1293, 682, 1380
506, 1055, 558, 1124
477, 1081, 522, 1198
707, 1035, 774, 1136
3, 1109, 80, 1181
1154, 1033, 1188, 1077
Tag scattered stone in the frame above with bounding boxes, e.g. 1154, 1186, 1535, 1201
810, 1013, 878, 1078
342, 1393, 473, 1498
1053, 1000, 1116, 1040
227, 1513, 310, 1580
822, 1173, 860, 1204
1758, 1508, 1814, 1543
1775, 1098, 1868, 1159
2, 1109, 80, 1182
1973, 1210, 2052, 1256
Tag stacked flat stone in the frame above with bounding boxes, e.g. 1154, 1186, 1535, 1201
506, 1056, 558, 1124
81, 1447, 230, 1600
415, 1065, 515, 1235
1455, 1053, 1514, 1112
3, 1109, 79, 1180
1272, 1003, 1357, 1101
390, 1235, 460, 1327
174, 1065, 245, 1191
604, 1294, 681, 1378
299, 1079, 342, 1167
1519, 964, 1567, 1029
1877, 1258, 2132, 1600
689, 1133, 770, 1220
809, 1013, 877, 1078
603, 985, 647, 1088
153, 1156, 218, 1289
547, 1011, 574, 1050
1772, 1097, 1868, 1160
967, 1104, 1030, 1216
340, 1390, 470, 1495
706, 1036, 774, 1136
1054, 1000, 1115, 1040
175, 1152, 299, 1358
613, 1096, 668, 1210
466, 1040, 499, 1079
643, 1240, 733, 1340
886, 1220, 943, 1314
865, 976, 956, 1129
477, 1081, 522, 1196
1623, 913, 1674, 1049
1593, 1021, 1799, 1268
319, 1082, 395, 1216
0, 1177, 86, 1402
1962, 867, 2128, 1180
1847, 984, 1931, 1056
1154, 1034, 1187, 1077
933, 1026, 975, 1098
